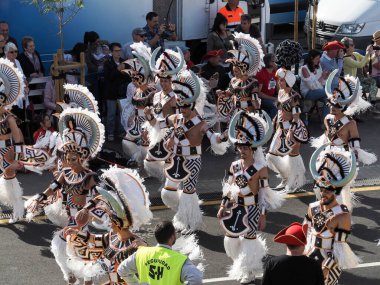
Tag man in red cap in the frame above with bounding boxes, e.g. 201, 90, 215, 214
320, 40, 345, 89
200, 49, 230, 103
262, 223, 324, 285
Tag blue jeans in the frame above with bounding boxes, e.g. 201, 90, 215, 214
106, 100, 123, 137
304, 89, 329, 120
261, 98, 278, 119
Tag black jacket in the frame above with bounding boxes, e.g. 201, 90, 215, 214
103, 57, 131, 100
18, 50, 45, 79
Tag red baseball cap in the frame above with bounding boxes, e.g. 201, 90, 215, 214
203, 49, 224, 61
322, 40, 345, 51
273, 222, 307, 246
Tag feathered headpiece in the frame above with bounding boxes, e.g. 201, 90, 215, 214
228, 110, 273, 148
309, 144, 357, 194
150, 47, 185, 79
275, 40, 303, 69
58, 108, 105, 161
0, 58, 25, 108
123, 42, 153, 86
325, 69, 370, 114
58, 84, 99, 114
172, 69, 207, 115
97, 166, 152, 230
226, 32, 264, 76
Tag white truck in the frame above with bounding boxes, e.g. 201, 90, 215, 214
304, 0, 380, 49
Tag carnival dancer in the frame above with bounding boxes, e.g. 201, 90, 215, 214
266, 68, 309, 193
143, 47, 185, 180
146, 69, 229, 232
26, 108, 105, 284
304, 144, 361, 285
0, 58, 26, 223
122, 43, 156, 169
64, 166, 152, 285
311, 69, 376, 210
217, 33, 264, 122
31, 83, 100, 173
217, 110, 284, 285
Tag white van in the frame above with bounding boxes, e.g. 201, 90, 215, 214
304, 0, 380, 49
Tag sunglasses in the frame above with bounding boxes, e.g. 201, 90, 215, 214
9, 50, 18, 54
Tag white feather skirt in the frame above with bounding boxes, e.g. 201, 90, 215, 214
173, 192, 203, 231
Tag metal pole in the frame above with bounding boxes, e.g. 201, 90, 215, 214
294, 0, 299, 42
311, 2, 318, 49
261, 0, 267, 44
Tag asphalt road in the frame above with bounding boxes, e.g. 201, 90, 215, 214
1, 25, 380, 285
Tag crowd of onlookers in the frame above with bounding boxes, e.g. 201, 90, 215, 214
1, 0, 380, 144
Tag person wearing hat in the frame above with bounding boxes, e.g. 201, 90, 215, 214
143, 46, 185, 180
122, 28, 148, 60
200, 49, 230, 104
218, 111, 284, 285
156, 70, 229, 233
222, 33, 264, 117
262, 223, 324, 285
26, 107, 105, 283
304, 145, 361, 285
0, 58, 26, 223
64, 167, 152, 285
320, 40, 345, 90
266, 68, 309, 194
310, 69, 376, 211
179, 46, 194, 69
122, 43, 157, 170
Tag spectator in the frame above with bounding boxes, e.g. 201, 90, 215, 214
371, 30, 380, 89
33, 114, 54, 143
0, 34, 5, 57
17, 36, 45, 79
180, 46, 194, 69
262, 222, 324, 285
372, 50, 380, 88
143, 12, 177, 50
84, 31, 107, 114
341, 37, 372, 77
84, 31, 107, 75
256, 53, 278, 119
123, 28, 148, 60
0, 21, 18, 47
118, 221, 203, 285
320, 40, 345, 89
4, 42, 29, 110
235, 14, 265, 52
300, 49, 329, 120
207, 13, 234, 60
200, 49, 230, 103
66, 42, 87, 62
103, 42, 130, 141
43, 74, 77, 115
340, 37, 378, 102
218, 0, 244, 32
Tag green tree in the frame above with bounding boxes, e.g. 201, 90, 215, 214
29, 0, 84, 51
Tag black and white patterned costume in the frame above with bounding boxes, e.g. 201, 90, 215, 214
304, 145, 361, 285
266, 68, 309, 193
310, 70, 377, 210
219, 110, 284, 284
160, 69, 229, 232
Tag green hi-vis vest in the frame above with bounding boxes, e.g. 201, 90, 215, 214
135, 246, 187, 285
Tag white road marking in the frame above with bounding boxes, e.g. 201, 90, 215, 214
202, 262, 380, 283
